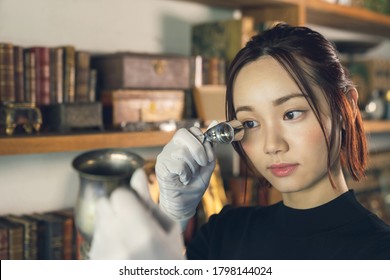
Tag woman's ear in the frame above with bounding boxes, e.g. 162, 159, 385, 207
346, 87, 359, 120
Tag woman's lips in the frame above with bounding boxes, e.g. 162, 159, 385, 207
268, 163, 299, 177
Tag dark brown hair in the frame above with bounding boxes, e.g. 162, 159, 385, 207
226, 23, 367, 188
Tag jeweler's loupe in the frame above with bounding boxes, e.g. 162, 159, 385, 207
200, 120, 244, 144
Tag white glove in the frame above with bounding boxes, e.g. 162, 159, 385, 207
89, 168, 185, 260
156, 122, 217, 231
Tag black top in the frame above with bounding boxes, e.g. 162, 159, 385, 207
186, 190, 390, 260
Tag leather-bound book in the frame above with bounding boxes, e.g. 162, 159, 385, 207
23, 49, 37, 103
62, 46, 76, 103
52, 209, 76, 260
50, 47, 64, 104
29, 47, 51, 106
75, 51, 90, 103
0, 43, 15, 103
0, 224, 9, 260
26, 213, 64, 260
7, 215, 38, 260
13, 46, 25, 102
0, 217, 24, 260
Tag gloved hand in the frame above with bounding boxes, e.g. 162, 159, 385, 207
89, 168, 185, 260
155, 122, 217, 231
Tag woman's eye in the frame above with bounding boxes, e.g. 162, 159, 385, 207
284, 110, 304, 120
243, 120, 259, 129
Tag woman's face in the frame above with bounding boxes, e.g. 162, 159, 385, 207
233, 56, 339, 197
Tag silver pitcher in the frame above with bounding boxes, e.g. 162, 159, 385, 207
72, 148, 144, 259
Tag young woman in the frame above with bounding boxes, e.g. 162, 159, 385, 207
90, 23, 390, 260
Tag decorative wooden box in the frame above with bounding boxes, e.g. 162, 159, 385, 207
91, 53, 194, 90
44, 102, 103, 132
101, 89, 185, 128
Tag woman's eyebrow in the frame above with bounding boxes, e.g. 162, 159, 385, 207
273, 93, 305, 106
236, 93, 305, 113
236, 105, 254, 114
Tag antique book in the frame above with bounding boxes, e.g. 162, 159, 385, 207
0, 224, 9, 259
24, 48, 37, 103
0, 217, 24, 259
29, 47, 51, 106
6, 215, 38, 260
50, 47, 64, 104
0, 43, 15, 103
75, 51, 91, 102
62, 46, 76, 103
26, 213, 64, 260
191, 17, 255, 66
91, 53, 193, 90
52, 209, 76, 260
13, 46, 25, 102
88, 69, 97, 102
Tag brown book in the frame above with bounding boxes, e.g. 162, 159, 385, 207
0, 224, 9, 260
75, 51, 90, 103
52, 208, 76, 260
0, 217, 24, 260
13, 46, 25, 102
29, 47, 51, 106
62, 46, 76, 103
24, 49, 37, 103
6, 215, 38, 260
0, 43, 15, 103
50, 47, 64, 104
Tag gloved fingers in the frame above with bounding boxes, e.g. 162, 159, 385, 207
155, 156, 195, 185
207, 120, 219, 130
173, 128, 210, 166
203, 140, 216, 163
94, 196, 115, 234
130, 168, 154, 205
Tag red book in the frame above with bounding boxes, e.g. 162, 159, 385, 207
29, 47, 51, 106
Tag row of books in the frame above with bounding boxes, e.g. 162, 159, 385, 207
0, 43, 97, 106
0, 208, 78, 260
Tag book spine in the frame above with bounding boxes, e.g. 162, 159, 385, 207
75, 51, 91, 103
0, 226, 9, 260
63, 46, 76, 103
88, 69, 97, 102
24, 49, 37, 103
0, 43, 16, 103
50, 47, 64, 104
13, 46, 25, 102
30, 47, 51, 106
7, 215, 38, 260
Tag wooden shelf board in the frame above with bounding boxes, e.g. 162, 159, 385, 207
175, 0, 390, 38
0, 121, 388, 156
364, 120, 390, 134
0, 130, 175, 156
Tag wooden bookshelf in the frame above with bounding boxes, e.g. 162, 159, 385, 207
0, 130, 175, 156
176, 0, 390, 38
0, 120, 388, 156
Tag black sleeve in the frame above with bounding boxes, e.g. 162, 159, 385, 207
185, 205, 234, 260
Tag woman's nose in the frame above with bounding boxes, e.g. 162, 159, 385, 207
263, 126, 288, 155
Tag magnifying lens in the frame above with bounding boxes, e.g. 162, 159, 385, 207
199, 120, 244, 144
